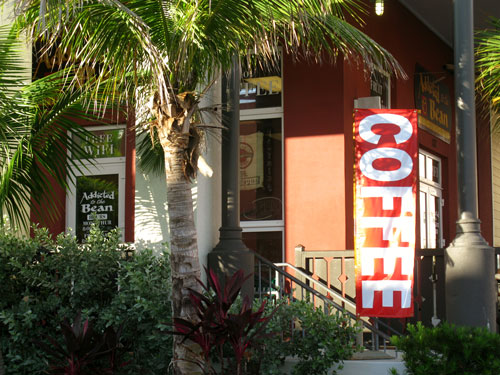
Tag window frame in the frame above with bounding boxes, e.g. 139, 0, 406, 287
66, 124, 127, 240
419, 150, 444, 249
239, 53, 284, 260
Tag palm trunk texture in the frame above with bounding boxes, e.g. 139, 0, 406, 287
155, 96, 203, 375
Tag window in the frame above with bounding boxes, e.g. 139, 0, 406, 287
66, 125, 126, 242
419, 151, 444, 248
370, 69, 391, 108
239, 55, 284, 261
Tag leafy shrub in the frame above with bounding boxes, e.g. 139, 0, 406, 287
219, 295, 359, 375
172, 271, 359, 375
0, 224, 172, 375
391, 322, 500, 375
257, 297, 360, 375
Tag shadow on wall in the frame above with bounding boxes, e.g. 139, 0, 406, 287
134, 168, 170, 252
134, 166, 201, 256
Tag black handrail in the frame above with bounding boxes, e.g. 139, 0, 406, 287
252, 251, 402, 350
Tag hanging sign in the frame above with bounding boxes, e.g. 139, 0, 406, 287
354, 109, 417, 318
414, 64, 451, 143
75, 174, 119, 242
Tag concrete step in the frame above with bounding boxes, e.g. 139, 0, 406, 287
282, 350, 406, 375
338, 350, 406, 375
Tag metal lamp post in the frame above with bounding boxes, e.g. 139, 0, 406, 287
444, 0, 496, 331
208, 55, 254, 297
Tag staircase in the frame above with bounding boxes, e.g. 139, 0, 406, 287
253, 252, 402, 350
253, 251, 406, 373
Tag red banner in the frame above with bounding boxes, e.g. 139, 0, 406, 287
354, 109, 417, 318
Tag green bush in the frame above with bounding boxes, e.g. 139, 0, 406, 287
391, 322, 500, 375
248, 297, 360, 375
0, 224, 172, 375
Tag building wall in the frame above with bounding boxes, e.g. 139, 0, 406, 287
281, 0, 496, 261
283, 54, 346, 264
491, 113, 500, 246
357, 0, 459, 247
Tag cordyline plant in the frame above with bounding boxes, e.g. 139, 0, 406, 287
35, 312, 129, 375
173, 269, 277, 375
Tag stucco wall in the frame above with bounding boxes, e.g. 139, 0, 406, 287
283, 0, 459, 262
491, 113, 500, 246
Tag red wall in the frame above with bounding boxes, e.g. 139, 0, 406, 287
357, 1, 459, 247
283, 55, 346, 263
283, 0, 494, 261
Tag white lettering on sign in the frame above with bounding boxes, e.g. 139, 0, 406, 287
359, 148, 413, 182
81, 204, 113, 214
80, 190, 115, 203
359, 217, 415, 243
355, 109, 417, 317
359, 114, 413, 145
361, 280, 412, 308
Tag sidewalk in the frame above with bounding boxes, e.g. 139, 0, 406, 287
338, 350, 406, 375
282, 350, 407, 375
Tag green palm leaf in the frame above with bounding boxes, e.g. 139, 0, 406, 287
0, 25, 121, 229
477, 17, 500, 130
15, 0, 405, 105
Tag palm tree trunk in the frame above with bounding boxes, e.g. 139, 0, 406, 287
158, 122, 203, 374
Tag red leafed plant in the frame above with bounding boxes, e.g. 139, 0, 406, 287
35, 312, 128, 375
173, 268, 277, 374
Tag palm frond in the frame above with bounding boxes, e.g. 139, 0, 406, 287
476, 18, 500, 131
0, 23, 123, 228
15, 0, 405, 103
10, 0, 406, 192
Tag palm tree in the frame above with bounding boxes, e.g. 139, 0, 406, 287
0, 25, 117, 374
0, 25, 112, 230
11, 1, 405, 373
477, 17, 500, 129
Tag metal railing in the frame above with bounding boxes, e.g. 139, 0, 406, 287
257, 246, 500, 340
253, 251, 401, 351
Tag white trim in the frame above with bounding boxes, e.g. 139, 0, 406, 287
241, 106, 283, 118
239, 54, 285, 260
241, 220, 284, 229
419, 149, 442, 188
66, 160, 126, 241
419, 150, 443, 248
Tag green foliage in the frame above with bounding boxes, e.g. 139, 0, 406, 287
391, 322, 500, 375
239, 297, 360, 375
0, 25, 118, 230
476, 17, 500, 130
0, 224, 172, 375
269, 298, 359, 375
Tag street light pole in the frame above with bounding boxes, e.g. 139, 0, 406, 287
445, 0, 496, 331
208, 55, 254, 296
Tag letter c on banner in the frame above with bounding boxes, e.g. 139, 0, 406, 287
360, 147, 413, 181
359, 114, 413, 145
